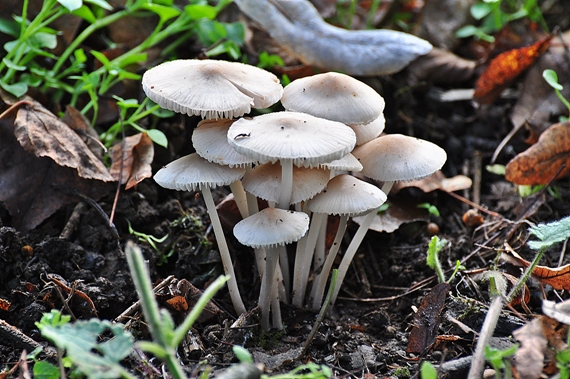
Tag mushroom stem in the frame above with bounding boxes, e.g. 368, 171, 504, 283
229, 181, 249, 219
381, 181, 394, 195
259, 245, 280, 330
278, 159, 294, 209
201, 187, 247, 315
310, 215, 349, 310
313, 216, 327, 273
292, 213, 325, 307
330, 208, 378, 305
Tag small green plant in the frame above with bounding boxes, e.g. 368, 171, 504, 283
485, 345, 518, 379
557, 348, 570, 379
420, 361, 438, 379
456, 0, 547, 42
127, 220, 171, 264
426, 236, 464, 284
543, 69, 570, 121
394, 366, 411, 378
418, 202, 440, 217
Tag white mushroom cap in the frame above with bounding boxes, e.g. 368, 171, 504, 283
154, 153, 245, 191
350, 113, 385, 146
242, 162, 330, 204
352, 134, 447, 182
227, 111, 357, 167
142, 59, 283, 120
233, 208, 310, 248
193, 119, 256, 168
307, 174, 386, 216
281, 72, 385, 125
317, 153, 363, 172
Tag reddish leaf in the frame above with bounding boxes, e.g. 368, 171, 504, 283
109, 133, 154, 190
505, 121, 570, 185
501, 249, 570, 291
473, 33, 554, 104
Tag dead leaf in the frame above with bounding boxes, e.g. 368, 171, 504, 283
407, 47, 476, 85
109, 133, 154, 190
510, 30, 570, 135
418, 0, 474, 50
543, 299, 570, 326
392, 170, 472, 193
501, 249, 570, 291
473, 33, 554, 104
14, 100, 114, 182
62, 105, 105, 160
513, 317, 549, 379
505, 121, 570, 185
0, 117, 112, 232
353, 200, 429, 233
407, 282, 450, 354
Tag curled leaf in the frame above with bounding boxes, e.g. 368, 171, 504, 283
109, 133, 154, 190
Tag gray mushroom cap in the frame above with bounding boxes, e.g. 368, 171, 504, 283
142, 59, 283, 119
233, 208, 310, 248
153, 153, 246, 191
227, 111, 357, 167
306, 174, 387, 216
281, 72, 385, 125
352, 134, 447, 182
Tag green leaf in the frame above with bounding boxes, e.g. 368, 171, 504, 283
486, 164, 506, 175
117, 52, 147, 67
146, 129, 168, 148
84, 0, 113, 11
185, 4, 218, 20
528, 215, 570, 250
455, 25, 478, 38
221, 22, 244, 44
0, 18, 19, 37
91, 50, 111, 69
72, 6, 97, 23
420, 361, 438, 379
40, 318, 134, 379
471, 2, 494, 20
233, 345, 253, 363
140, 3, 181, 22
0, 81, 28, 97
30, 32, 58, 49
2, 58, 26, 71
74, 48, 88, 63
543, 69, 563, 91
58, 0, 83, 12
33, 361, 60, 379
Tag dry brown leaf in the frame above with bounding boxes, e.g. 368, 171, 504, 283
505, 121, 570, 185
407, 47, 476, 85
510, 31, 570, 135
513, 317, 549, 379
14, 100, 113, 182
353, 200, 429, 233
407, 282, 450, 354
419, 0, 474, 50
109, 133, 154, 190
0, 113, 112, 232
474, 33, 554, 104
62, 105, 105, 160
392, 170, 472, 193
501, 249, 570, 291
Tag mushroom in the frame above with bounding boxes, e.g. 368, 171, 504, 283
227, 111, 356, 208
350, 113, 386, 146
281, 72, 385, 126
234, 208, 310, 330
142, 59, 283, 120
304, 174, 387, 309
153, 153, 247, 315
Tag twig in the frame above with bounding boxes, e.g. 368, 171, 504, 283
0, 319, 57, 359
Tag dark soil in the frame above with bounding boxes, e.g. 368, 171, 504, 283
2, 1, 570, 378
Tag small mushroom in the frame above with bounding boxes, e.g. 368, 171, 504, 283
153, 153, 247, 315
234, 208, 310, 330
142, 59, 283, 120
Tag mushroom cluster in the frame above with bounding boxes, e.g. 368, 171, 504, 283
143, 60, 447, 330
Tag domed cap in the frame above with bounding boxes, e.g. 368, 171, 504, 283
227, 111, 356, 167
154, 153, 246, 191
317, 153, 363, 172
242, 162, 330, 204
350, 114, 385, 146
281, 72, 385, 125
142, 59, 283, 119
352, 134, 447, 182
233, 208, 310, 248
193, 119, 256, 168
307, 174, 387, 216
